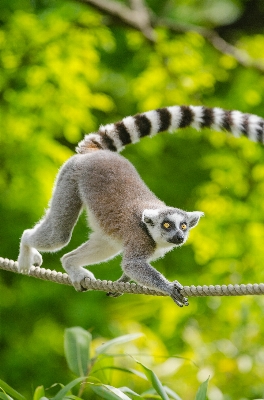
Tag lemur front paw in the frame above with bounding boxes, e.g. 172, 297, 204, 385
170, 280, 189, 307
18, 247, 43, 274
66, 267, 96, 292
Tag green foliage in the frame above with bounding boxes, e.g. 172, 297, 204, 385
64, 327, 92, 376
135, 361, 170, 400
0, 380, 26, 400
195, 378, 209, 400
1, 0, 264, 399
95, 333, 143, 355
0, 328, 208, 400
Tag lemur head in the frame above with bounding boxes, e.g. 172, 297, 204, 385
142, 208, 204, 247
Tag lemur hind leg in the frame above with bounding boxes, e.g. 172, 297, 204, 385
61, 232, 122, 291
18, 157, 82, 274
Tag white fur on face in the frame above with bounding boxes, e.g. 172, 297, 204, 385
142, 209, 187, 247
142, 208, 204, 250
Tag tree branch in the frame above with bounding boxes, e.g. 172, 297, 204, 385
157, 18, 264, 72
77, 0, 264, 73
78, 0, 156, 42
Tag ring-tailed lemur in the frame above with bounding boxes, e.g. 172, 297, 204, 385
18, 105, 264, 307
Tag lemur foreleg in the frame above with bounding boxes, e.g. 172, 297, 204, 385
121, 253, 188, 307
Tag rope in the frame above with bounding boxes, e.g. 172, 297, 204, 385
1, 256, 264, 298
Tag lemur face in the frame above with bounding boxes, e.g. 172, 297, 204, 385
142, 208, 204, 247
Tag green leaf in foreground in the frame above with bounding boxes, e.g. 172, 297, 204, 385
0, 380, 26, 400
33, 386, 46, 400
90, 384, 132, 400
163, 386, 183, 400
139, 389, 161, 400
136, 361, 169, 400
195, 377, 209, 400
52, 377, 86, 400
92, 365, 147, 380
96, 333, 143, 355
0, 393, 12, 400
64, 327, 92, 376
142, 386, 183, 400
118, 386, 144, 398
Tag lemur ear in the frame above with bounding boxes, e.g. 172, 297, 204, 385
186, 211, 204, 228
142, 209, 159, 225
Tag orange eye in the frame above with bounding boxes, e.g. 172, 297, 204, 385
181, 223, 187, 231
163, 222, 170, 229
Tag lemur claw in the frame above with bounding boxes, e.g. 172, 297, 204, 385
171, 280, 189, 307
63, 266, 95, 292
173, 280, 183, 290
17, 247, 43, 274
72, 279, 89, 292
106, 291, 123, 298
19, 267, 30, 275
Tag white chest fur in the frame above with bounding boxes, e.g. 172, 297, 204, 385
149, 242, 175, 262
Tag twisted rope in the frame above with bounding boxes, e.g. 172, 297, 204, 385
1, 256, 264, 297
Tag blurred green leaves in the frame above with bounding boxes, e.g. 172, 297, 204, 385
1, 327, 209, 400
1, 0, 264, 399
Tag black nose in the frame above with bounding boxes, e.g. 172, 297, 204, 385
176, 231, 184, 242
169, 231, 185, 244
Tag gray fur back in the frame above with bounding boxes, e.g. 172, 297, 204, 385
74, 151, 165, 239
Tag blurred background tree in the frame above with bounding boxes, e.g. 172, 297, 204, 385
1, 0, 264, 398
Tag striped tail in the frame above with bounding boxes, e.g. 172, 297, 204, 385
76, 105, 264, 154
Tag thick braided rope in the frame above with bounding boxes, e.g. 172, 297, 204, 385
1, 257, 264, 297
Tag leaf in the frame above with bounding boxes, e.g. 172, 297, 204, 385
90, 384, 132, 400
83, 376, 101, 385
33, 386, 46, 400
163, 386, 183, 400
136, 361, 169, 400
64, 327, 92, 376
141, 394, 160, 400
92, 366, 147, 380
0, 380, 26, 400
52, 377, 86, 400
195, 377, 209, 400
142, 386, 182, 400
96, 333, 143, 355
0, 393, 12, 400
59, 396, 83, 400
118, 387, 144, 398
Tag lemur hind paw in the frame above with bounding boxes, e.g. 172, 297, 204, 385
18, 247, 43, 274
171, 280, 189, 307
67, 267, 96, 292
106, 291, 123, 298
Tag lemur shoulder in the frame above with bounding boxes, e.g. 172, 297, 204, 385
18, 105, 264, 307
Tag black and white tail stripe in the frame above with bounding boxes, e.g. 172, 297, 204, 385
76, 105, 264, 154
